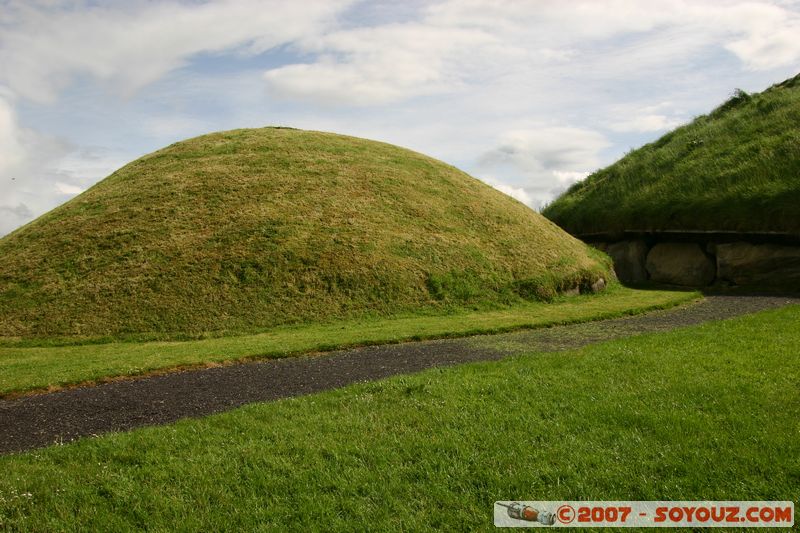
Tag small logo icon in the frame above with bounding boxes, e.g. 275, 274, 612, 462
496, 502, 556, 525
557, 504, 576, 524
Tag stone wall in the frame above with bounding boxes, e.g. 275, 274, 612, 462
594, 239, 800, 289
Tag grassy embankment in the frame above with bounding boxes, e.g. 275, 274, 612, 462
1, 303, 796, 530
543, 73, 800, 235
0, 127, 610, 340
0, 285, 695, 396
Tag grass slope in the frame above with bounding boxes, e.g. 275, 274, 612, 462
543, 73, 800, 235
1, 305, 797, 530
0, 285, 695, 397
0, 128, 609, 339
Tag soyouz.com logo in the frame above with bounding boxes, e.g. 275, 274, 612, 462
493, 501, 794, 528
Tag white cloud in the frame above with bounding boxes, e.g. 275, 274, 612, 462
425, 0, 800, 70
0, 203, 33, 220
0, 0, 354, 103
263, 0, 800, 107
553, 170, 590, 186
482, 177, 533, 206
0, 92, 73, 235
54, 182, 85, 195
0, 89, 133, 235
475, 127, 610, 209
53, 148, 130, 192
423, 0, 670, 40
611, 114, 684, 133
719, 3, 800, 69
0, 142, 131, 236
0, 92, 24, 175
264, 23, 501, 105
478, 128, 610, 177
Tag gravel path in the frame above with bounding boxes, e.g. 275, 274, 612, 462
0, 294, 796, 454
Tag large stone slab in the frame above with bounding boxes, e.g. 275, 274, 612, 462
606, 240, 649, 284
716, 242, 800, 288
645, 242, 715, 286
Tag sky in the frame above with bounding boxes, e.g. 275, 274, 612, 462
1, 0, 799, 236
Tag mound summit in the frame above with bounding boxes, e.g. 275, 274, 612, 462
0, 128, 609, 339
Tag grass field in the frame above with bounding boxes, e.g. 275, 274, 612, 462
0, 285, 695, 397
543, 73, 800, 235
0, 127, 609, 339
0, 303, 796, 531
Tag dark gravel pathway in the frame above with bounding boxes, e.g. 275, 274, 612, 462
0, 294, 796, 454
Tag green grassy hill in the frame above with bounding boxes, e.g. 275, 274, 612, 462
0, 128, 609, 339
543, 73, 800, 235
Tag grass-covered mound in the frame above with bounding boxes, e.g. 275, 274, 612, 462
543, 73, 800, 235
0, 128, 609, 339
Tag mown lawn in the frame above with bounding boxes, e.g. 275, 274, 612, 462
1, 303, 797, 531
0, 285, 695, 396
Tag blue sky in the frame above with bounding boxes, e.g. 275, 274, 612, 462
1, 0, 799, 235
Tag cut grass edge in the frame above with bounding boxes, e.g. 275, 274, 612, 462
0, 286, 699, 399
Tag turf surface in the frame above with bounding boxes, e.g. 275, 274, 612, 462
0, 127, 609, 339
0, 285, 694, 397
543, 73, 800, 235
1, 303, 796, 531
